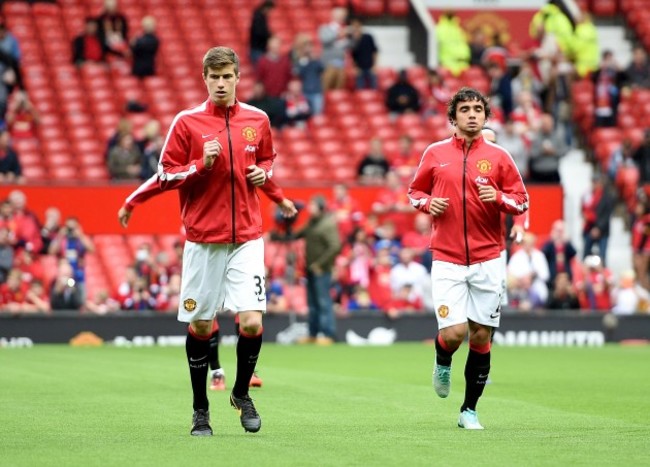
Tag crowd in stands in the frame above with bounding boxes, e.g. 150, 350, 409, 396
2, 1, 650, 317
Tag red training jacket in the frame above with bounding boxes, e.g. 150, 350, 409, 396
158, 99, 277, 243
408, 134, 529, 265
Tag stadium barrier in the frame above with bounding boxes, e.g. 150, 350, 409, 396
1, 312, 648, 347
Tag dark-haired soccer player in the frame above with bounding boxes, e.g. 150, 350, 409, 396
408, 88, 529, 429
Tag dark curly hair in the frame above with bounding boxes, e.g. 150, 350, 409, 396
447, 87, 492, 124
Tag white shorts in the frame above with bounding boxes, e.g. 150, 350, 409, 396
430, 256, 504, 329
500, 249, 508, 307
177, 238, 266, 323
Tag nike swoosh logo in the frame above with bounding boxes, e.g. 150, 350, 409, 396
202, 134, 212, 139
440, 163, 450, 167
257, 297, 265, 302
478, 374, 489, 378
490, 313, 500, 319
189, 356, 206, 362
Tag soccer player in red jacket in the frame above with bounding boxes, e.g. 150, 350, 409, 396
156, 46, 286, 436
408, 88, 529, 429
117, 174, 296, 392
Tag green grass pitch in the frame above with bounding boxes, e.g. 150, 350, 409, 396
1, 343, 648, 466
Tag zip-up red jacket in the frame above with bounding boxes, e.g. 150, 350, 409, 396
408, 135, 529, 265
158, 99, 276, 243
122, 174, 286, 212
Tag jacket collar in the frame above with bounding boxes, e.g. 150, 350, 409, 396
452, 133, 485, 151
206, 99, 240, 117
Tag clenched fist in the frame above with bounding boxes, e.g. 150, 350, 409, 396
203, 137, 222, 169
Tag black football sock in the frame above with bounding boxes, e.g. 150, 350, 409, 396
435, 334, 456, 367
460, 348, 491, 412
186, 327, 210, 411
232, 328, 263, 397
208, 324, 221, 371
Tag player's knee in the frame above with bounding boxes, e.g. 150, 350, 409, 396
190, 320, 212, 337
238, 312, 263, 336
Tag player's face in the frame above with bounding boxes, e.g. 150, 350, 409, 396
204, 64, 240, 107
453, 99, 486, 139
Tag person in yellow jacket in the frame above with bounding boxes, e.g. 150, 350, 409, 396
436, 11, 470, 76
529, 3, 574, 56
572, 13, 600, 77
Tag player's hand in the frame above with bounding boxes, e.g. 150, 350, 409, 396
510, 224, 525, 244
246, 165, 267, 186
478, 185, 497, 203
428, 197, 449, 217
203, 137, 222, 169
118, 207, 132, 228
278, 198, 298, 218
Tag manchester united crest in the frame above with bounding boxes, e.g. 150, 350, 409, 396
242, 126, 257, 142
438, 305, 449, 318
476, 159, 492, 174
183, 298, 197, 312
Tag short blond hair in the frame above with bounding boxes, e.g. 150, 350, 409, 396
202, 47, 239, 77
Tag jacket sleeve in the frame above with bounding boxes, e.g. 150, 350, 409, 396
497, 152, 529, 215
407, 151, 433, 214
123, 174, 163, 212
256, 117, 277, 176
157, 116, 211, 191
259, 177, 285, 204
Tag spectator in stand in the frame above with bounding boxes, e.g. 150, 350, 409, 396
631, 198, 650, 290
247, 81, 286, 129
108, 132, 143, 180
39, 207, 61, 254
249, 0, 275, 67
343, 227, 373, 291
141, 133, 163, 180
507, 233, 551, 309
528, 113, 565, 183
96, 0, 129, 58
22, 279, 50, 313
591, 50, 625, 128
292, 34, 324, 116
105, 117, 133, 160
611, 270, 650, 315
130, 16, 159, 79
486, 62, 513, 119
389, 247, 429, 309
607, 138, 635, 182
115, 265, 138, 307
574, 255, 614, 312
349, 17, 378, 90
624, 45, 650, 89
541, 219, 577, 291
72, 17, 106, 65
154, 272, 181, 312
581, 173, 616, 263
283, 79, 311, 128
373, 221, 401, 265
7, 190, 41, 253
425, 68, 452, 117
85, 288, 120, 315
632, 129, 650, 185
14, 247, 44, 285
543, 55, 574, 147
367, 244, 394, 310
346, 285, 378, 313
50, 260, 83, 311
318, 6, 349, 91
356, 137, 390, 185
511, 60, 544, 104
497, 119, 529, 180
0, 20, 21, 64
435, 10, 470, 77
256, 35, 293, 98
265, 269, 288, 314
48, 217, 94, 302
401, 212, 432, 269
546, 272, 580, 310
371, 170, 414, 237
123, 276, 157, 311
510, 90, 542, 145
571, 12, 600, 79
0, 268, 27, 312
388, 134, 421, 183
5, 91, 38, 140
385, 69, 421, 116
468, 28, 487, 67
0, 127, 23, 184
0, 226, 13, 283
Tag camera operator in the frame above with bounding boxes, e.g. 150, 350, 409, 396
50, 259, 83, 311
48, 217, 94, 303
